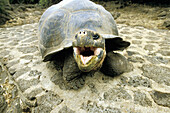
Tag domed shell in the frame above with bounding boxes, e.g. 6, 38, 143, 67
38, 0, 119, 61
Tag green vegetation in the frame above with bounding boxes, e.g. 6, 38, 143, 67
39, 0, 52, 7
0, 0, 11, 25
9, 0, 38, 4
39, 0, 61, 7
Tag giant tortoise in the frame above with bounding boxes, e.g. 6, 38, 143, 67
38, 0, 131, 89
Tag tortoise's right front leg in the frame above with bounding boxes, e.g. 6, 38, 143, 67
63, 54, 86, 89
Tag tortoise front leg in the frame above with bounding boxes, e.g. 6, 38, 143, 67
100, 52, 133, 76
63, 54, 86, 89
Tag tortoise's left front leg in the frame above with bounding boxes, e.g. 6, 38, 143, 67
100, 52, 133, 76
63, 54, 86, 90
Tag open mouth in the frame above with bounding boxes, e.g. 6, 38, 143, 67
73, 47, 102, 65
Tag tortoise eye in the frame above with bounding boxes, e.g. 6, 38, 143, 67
93, 34, 99, 40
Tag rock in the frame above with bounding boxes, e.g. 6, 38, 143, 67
20, 55, 33, 60
17, 78, 40, 91
13, 67, 31, 79
128, 56, 145, 63
6, 60, 19, 68
33, 91, 63, 113
17, 46, 38, 54
6, 98, 22, 113
103, 87, 132, 102
111, 12, 121, 20
0, 65, 8, 84
158, 11, 167, 17
25, 88, 43, 100
132, 40, 142, 44
134, 91, 152, 107
88, 83, 98, 93
34, 11, 42, 15
0, 86, 7, 113
162, 20, 170, 29
28, 70, 42, 77
166, 12, 170, 18
144, 45, 155, 51
11, 86, 18, 99
145, 56, 168, 64
150, 90, 170, 107
141, 64, 170, 86
18, 6, 27, 11
128, 76, 151, 88
120, 76, 152, 88
127, 51, 140, 56
0, 50, 10, 58
19, 13, 28, 19
58, 106, 75, 113
157, 50, 170, 56
81, 101, 121, 113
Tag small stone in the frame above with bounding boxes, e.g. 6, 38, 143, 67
0, 67, 8, 84
141, 64, 170, 86
150, 90, 170, 107
25, 88, 43, 100
20, 55, 33, 60
0, 86, 5, 95
128, 56, 144, 63
0, 50, 10, 58
0, 95, 7, 113
127, 51, 140, 56
18, 6, 27, 11
28, 70, 42, 77
6, 98, 22, 113
13, 67, 31, 79
132, 40, 142, 44
17, 46, 38, 54
111, 12, 121, 20
19, 13, 28, 19
34, 11, 42, 15
17, 78, 40, 91
134, 91, 152, 107
145, 36, 159, 40
22, 36, 37, 43
34, 91, 63, 113
81, 101, 121, 113
128, 76, 151, 88
0, 87, 7, 112
120, 76, 128, 86
103, 87, 132, 102
6, 60, 19, 68
88, 83, 98, 93
162, 20, 170, 29
145, 56, 168, 64
158, 11, 167, 17
58, 106, 75, 113
8, 40, 19, 46
156, 56, 169, 64
157, 50, 170, 56
144, 45, 155, 51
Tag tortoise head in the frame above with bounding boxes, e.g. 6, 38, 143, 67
72, 29, 106, 72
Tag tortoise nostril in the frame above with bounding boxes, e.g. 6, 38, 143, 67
75, 34, 77, 39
